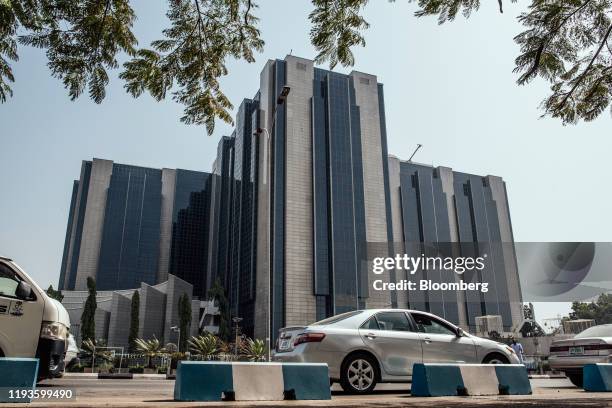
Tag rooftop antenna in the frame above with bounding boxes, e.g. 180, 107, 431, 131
408, 144, 423, 162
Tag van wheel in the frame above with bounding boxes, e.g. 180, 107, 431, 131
340, 353, 378, 394
567, 373, 583, 387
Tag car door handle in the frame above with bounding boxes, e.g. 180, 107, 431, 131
423, 337, 432, 344
365, 332, 377, 339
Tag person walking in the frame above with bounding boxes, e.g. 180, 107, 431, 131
510, 336, 525, 364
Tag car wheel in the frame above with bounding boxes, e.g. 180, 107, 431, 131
567, 373, 583, 388
340, 353, 378, 394
483, 353, 509, 364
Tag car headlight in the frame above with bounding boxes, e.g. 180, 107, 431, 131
40, 321, 68, 341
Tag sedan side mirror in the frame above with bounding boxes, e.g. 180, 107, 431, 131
456, 327, 465, 337
15, 281, 33, 300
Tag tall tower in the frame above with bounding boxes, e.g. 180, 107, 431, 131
253, 56, 395, 340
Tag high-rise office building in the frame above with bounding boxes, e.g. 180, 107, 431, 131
59, 159, 212, 296
206, 136, 235, 290
228, 99, 259, 335
59, 55, 523, 341
387, 158, 523, 331
251, 56, 397, 340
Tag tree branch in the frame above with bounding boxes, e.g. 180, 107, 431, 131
93, 0, 112, 63
522, 0, 593, 82
557, 23, 612, 110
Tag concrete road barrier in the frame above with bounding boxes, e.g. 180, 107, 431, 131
231, 363, 284, 401
174, 361, 233, 401
174, 361, 331, 401
495, 365, 533, 395
584, 363, 612, 392
411, 363, 531, 397
0, 357, 39, 403
282, 363, 331, 400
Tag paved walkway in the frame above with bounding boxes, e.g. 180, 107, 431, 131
3, 378, 611, 407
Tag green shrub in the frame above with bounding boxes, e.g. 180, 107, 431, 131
67, 364, 85, 373
128, 365, 144, 374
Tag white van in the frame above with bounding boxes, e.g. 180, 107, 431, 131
0, 256, 71, 379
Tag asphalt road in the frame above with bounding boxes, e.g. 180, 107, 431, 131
4, 378, 612, 407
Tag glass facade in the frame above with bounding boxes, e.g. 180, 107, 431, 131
96, 164, 163, 291
169, 169, 211, 297
399, 163, 458, 323
60, 160, 213, 297
399, 162, 515, 331
453, 172, 513, 331
229, 98, 259, 336
312, 69, 369, 319
59, 56, 520, 339
207, 136, 235, 289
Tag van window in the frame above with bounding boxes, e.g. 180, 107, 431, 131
0, 263, 19, 298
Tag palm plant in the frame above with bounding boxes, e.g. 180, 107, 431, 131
188, 333, 218, 360
240, 338, 266, 362
80, 339, 113, 368
134, 337, 165, 369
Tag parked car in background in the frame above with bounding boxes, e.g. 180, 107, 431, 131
549, 324, 612, 387
272, 309, 519, 394
0, 256, 71, 380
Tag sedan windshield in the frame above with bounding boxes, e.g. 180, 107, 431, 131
575, 324, 612, 338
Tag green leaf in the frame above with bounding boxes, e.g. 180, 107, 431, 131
120, 0, 263, 135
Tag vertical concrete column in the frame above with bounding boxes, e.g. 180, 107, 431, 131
74, 158, 113, 290
63, 162, 89, 290
158, 168, 177, 284
387, 156, 408, 308
164, 275, 193, 345
107, 292, 132, 348
253, 60, 274, 341
351, 72, 391, 309
486, 175, 523, 330
139, 283, 166, 340
283, 55, 316, 327
439, 166, 468, 329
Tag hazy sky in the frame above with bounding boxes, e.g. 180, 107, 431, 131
1, 1, 610, 325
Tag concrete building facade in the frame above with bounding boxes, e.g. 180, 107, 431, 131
388, 158, 523, 332
62, 274, 204, 348
59, 160, 212, 296
59, 55, 523, 343
249, 56, 397, 340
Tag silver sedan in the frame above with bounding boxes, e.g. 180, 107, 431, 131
272, 309, 520, 394
549, 324, 612, 387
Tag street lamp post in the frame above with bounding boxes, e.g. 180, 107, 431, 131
254, 85, 290, 362
170, 325, 180, 352
232, 317, 243, 356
